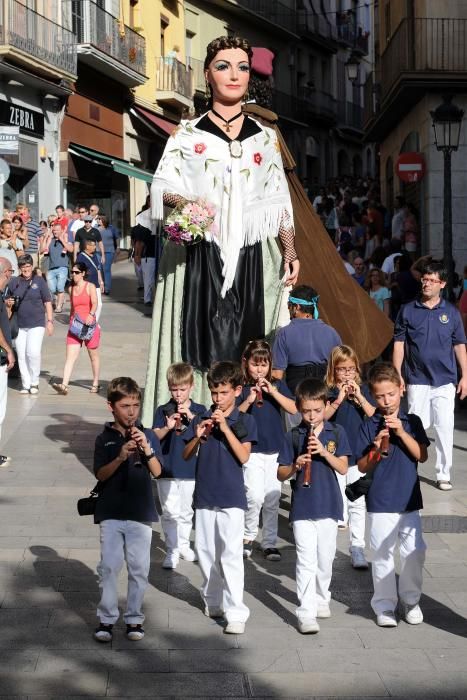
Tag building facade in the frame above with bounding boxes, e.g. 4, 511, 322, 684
0, 0, 77, 220
364, 0, 467, 263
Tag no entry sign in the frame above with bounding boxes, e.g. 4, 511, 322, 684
396, 152, 426, 183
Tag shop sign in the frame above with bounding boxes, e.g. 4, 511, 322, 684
0, 100, 44, 137
0, 126, 19, 155
396, 152, 426, 183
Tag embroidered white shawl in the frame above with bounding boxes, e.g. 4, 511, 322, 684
151, 114, 294, 297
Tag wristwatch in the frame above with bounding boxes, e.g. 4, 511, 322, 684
144, 449, 156, 460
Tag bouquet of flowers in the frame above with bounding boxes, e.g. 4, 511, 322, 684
163, 198, 216, 246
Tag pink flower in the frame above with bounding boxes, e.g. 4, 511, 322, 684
194, 143, 207, 154
253, 152, 262, 165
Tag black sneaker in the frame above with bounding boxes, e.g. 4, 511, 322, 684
243, 541, 253, 559
263, 547, 281, 561
126, 624, 144, 641
94, 623, 113, 643
0, 455, 11, 467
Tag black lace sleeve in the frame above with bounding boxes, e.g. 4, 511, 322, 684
279, 209, 298, 264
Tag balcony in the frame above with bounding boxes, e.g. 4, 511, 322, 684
0, 0, 77, 81
337, 99, 364, 133
297, 10, 339, 52
204, 0, 298, 38
64, 0, 146, 87
272, 90, 308, 126
364, 17, 467, 140
298, 87, 337, 123
336, 13, 369, 55
156, 57, 193, 111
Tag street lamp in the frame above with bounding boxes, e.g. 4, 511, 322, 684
430, 95, 464, 300
345, 51, 361, 85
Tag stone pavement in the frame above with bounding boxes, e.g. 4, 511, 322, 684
0, 260, 467, 698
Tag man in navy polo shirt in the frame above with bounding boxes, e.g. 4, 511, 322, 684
272, 285, 342, 393
393, 262, 467, 490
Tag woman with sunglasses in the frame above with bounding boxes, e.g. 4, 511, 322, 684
52, 262, 101, 395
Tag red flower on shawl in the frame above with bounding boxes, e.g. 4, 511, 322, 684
194, 143, 207, 154
253, 152, 263, 165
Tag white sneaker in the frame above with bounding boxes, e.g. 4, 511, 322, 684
350, 546, 369, 570
224, 621, 245, 634
204, 606, 224, 619
298, 619, 320, 634
29, 385, 39, 395
162, 552, 179, 569
19, 388, 30, 394
401, 602, 423, 625
376, 610, 397, 627
179, 547, 197, 562
317, 604, 331, 619
437, 480, 453, 491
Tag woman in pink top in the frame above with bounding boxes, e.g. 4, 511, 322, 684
52, 262, 101, 395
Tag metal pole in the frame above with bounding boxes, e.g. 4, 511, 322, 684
443, 149, 453, 300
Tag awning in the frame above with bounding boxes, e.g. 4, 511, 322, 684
68, 143, 153, 183
130, 106, 177, 137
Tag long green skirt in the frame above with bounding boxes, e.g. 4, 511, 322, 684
142, 238, 288, 426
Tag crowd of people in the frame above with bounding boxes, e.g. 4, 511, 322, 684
306, 177, 429, 322
90, 266, 466, 643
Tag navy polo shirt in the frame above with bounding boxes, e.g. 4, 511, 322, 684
153, 399, 206, 478
272, 318, 342, 369
354, 411, 429, 514
278, 421, 351, 522
76, 252, 101, 287
328, 384, 375, 465
93, 422, 162, 524
184, 407, 257, 510
7, 275, 51, 329
394, 298, 466, 387
239, 380, 295, 453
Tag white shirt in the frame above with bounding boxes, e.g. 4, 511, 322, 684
381, 252, 402, 276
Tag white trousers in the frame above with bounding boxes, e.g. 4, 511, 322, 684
157, 478, 195, 554
368, 511, 426, 615
0, 366, 8, 443
96, 519, 152, 625
293, 518, 338, 622
407, 383, 455, 481
134, 261, 143, 287
195, 507, 249, 623
95, 287, 103, 322
336, 465, 366, 548
15, 326, 45, 389
141, 257, 156, 304
243, 452, 281, 548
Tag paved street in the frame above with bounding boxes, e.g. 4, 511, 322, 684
0, 260, 467, 698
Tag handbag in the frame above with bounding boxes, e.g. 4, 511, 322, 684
70, 314, 96, 341
7, 280, 33, 340
77, 482, 102, 516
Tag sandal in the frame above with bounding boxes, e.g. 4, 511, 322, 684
90, 384, 101, 394
52, 383, 68, 395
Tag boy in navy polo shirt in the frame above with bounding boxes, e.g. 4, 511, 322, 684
153, 362, 206, 570
183, 361, 257, 635
93, 377, 162, 643
355, 363, 429, 628
277, 379, 350, 634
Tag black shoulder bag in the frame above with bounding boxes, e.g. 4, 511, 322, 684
77, 482, 103, 516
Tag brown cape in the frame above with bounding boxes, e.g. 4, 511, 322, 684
244, 103, 393, 363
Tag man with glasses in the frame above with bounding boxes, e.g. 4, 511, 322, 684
393, 262, 467, 490
0, 257, 15, 467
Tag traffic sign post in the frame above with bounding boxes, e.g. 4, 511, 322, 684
396, 152, 426, 183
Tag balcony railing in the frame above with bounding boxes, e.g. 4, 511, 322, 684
187, 56, 206, 95
67, 0, 145, 75
298, 11, 338, 43
298, 87, 337, 121
380, 17, 467, 99
336, 13, 369, 54
0, 0, 77, 77
156, 57, 192, 101
235, 0, 297, 35
338, 99, 364, 131
272, 90, 309, 123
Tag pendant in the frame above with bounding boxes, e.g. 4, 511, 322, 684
225, 123, 231, 132
229, 140, 243, 158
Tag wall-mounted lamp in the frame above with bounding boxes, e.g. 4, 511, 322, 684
39, 145, 48, 161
